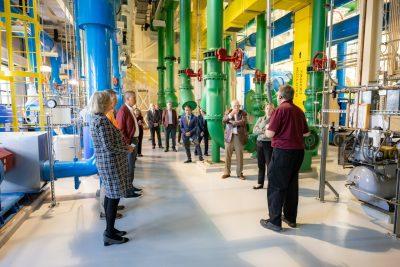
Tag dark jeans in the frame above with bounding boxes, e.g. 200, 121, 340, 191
150, 126, 162, 147
137, 128, 143, 155
257, 141, 273, 186
104, 196, 120, 236
178, 126, 182, 143
184, 138, 202, 160
196, 134, 209, 155
165, 124, 177, 149
267, 148, 304, 227
128, 137, 138, 188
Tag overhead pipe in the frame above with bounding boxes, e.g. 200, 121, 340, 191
157, 27, 167, 109
164, 4, 179, 107
204, 0, 226, 162
178, 0, 197, 111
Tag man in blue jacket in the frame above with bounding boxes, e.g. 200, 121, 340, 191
180, 105, 203, 163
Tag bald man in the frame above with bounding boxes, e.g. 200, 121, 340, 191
222, 100, 248, 180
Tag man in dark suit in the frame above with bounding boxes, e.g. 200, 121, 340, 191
146, 103, 163, 149
195, 108, 209, 156
180, 105, 203, 163
162, 101, 178, 152
116, 91, 142, 198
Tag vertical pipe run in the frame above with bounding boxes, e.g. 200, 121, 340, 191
205, 0, 225, 162
265, 0, 273, 103
224, 36, 231, 110
305, 0, 328, 125
165, 5, 178, 107
112, 32, 123, 109
179, 0, 196, 111
253, 12, 267, 117
157, 27, 166, 109
337, 42, 347, 126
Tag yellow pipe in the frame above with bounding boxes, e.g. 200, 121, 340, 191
4, 0, 19, 131
32, 0, 45, 129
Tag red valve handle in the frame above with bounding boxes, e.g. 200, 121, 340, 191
254, 69, 267, 82
312, 51, 337, 71
197, 68, 203, 82
215, 48, 244, 70
184, 68, 203, 81
112, 77, 119, 86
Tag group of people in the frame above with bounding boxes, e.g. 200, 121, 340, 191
220, 85, 309, 232
146, 101, 209, 162
89, 84, 309, 247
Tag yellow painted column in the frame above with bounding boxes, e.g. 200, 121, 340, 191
292, 5, 312, 110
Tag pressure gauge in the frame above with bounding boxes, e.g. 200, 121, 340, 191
46, 99, 57, 109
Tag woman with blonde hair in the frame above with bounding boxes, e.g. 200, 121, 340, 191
89, 91, 133, 246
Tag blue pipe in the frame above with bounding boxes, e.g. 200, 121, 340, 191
337, 42, 347, 126
41, 156, 97, 190
112, 32, 123, 110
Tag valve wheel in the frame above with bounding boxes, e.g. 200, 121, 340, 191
197, 68, 203, 82
304, 127, 320, 151
232, 48, 244, 70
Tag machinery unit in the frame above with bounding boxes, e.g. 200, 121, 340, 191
341, 129, 399, 211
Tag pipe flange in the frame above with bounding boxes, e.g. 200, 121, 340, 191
204, 114, 223, 121
179, 85, 194, 90
178, 69, 186, 74
157, 66, 166, 70
203, 50, 216, 58
204, 73, 226, 81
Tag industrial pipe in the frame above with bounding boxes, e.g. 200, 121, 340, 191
204, 0, 225, 162
157, 27, 167, 109
337, 42, 347, 126
112, 32, 123, 110
304, 0, 328, 125
224, 36, 231, 110
179, 0, 197, 111
164, 4, 179, 107
41, 156, 97, 190
252, 12, 267, 118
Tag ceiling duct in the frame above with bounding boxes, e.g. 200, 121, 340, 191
135, 0, 149, 25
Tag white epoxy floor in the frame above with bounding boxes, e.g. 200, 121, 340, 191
0, 139, 399, 267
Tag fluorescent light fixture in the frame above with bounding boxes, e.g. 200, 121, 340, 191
40, 65, 52, 73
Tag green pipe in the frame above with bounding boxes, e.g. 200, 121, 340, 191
304, 0, 327, 125
253, 12, 267, 118
165, 4, 179, 107
179, 0, 197, 111
205, 0, 225, 162
224, 36, 231, 110
157, 27, 166, 109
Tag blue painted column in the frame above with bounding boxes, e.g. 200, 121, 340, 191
77, 0, 115, 158
337, 42, 347, 126
112, 33, 123, 110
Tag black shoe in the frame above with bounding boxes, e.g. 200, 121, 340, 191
103, 232, 129, 246
152, 146, 155, 149
110, 229, 127, 236
138, 154, 143, 157
164, 149, 169, 152
132, 186, 143, 193
159, 146, 164, 149
204, 153, 209, 156
282, 216, 297, 228
100, 212, 123, 220
173, 148, 177, 152
199, 157, 204, 161
117, 205, 125, 211
126, 192, 143, 198
260, 219, 282, 232
253, 184, 263, 190
184, 159, 192, 163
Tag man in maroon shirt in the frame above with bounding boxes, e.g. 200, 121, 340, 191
260, 85, 310, 232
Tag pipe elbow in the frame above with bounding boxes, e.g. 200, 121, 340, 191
41, 156, 97, 181
207, 120, 225, 149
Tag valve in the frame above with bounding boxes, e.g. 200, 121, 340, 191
183, 68, 203, 82
215, 48, 244, 70
312, 51, 337, 72
253, 69, 267, 83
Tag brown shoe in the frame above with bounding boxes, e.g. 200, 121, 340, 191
221, 174, 230, 179
239, 174, 246, 180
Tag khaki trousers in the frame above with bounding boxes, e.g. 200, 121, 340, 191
224, 135, 244, 177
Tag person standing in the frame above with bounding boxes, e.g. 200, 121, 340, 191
253, 103, 275, 190
147, 103, 163, 149
195, 108, 209, 156
89, 91, 131, 246
116, 91, 143, 198
162, 101, 178, 152
180, 105, 203, 163
134, 108, 144, 157
99, 89, 125, 220
260, 85, 310, 232
222, 100, 248, 180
